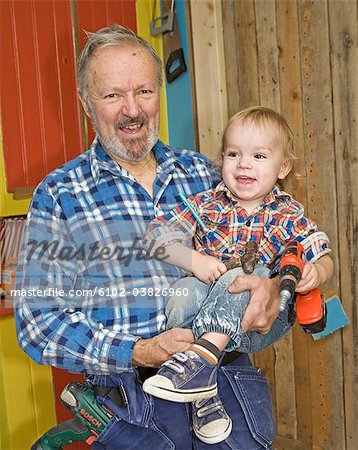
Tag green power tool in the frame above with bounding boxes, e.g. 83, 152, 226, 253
31, 382, 114, 450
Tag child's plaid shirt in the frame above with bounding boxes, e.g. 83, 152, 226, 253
147, 181, 331, 268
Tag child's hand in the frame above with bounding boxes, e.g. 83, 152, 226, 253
296, 263, 322, 292
192, 254, 227, 283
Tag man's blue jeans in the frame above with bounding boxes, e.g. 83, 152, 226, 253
166, 266, 293, 352
91, 354, 276, 449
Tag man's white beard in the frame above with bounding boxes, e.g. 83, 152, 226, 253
89, 109, 160, 161
99, 128, 159, 161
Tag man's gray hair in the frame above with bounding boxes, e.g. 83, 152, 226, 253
77, 24, 163, 99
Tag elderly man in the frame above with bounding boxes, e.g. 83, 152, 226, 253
15, 25, 279, 449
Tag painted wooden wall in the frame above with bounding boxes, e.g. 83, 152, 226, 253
1, 0, 195, 448
2, 0, 356, 449
189, 1, 357, 449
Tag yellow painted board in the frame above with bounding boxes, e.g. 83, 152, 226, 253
0, 315, 56, 449
136, 0, 168, 144
0, 122, 31, 218
0, 344, 11, 450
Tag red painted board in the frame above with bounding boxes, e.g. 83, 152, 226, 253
0, 0, 82, 192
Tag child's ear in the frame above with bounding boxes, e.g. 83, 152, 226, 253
278, 158, 293, 180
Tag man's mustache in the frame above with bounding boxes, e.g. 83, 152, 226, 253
115, 115, 149, 129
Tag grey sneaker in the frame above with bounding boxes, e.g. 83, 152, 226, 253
192, 395, 232, 444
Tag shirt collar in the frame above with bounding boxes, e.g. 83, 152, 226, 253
152, 140, 189, 174
89, 137, 189, 184
262, 185, 292, 206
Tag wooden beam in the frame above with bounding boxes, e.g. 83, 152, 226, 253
189, 0, 228, 161
255, 0, 280, 110
328, 1, 358, 449
298, 1, 345, 448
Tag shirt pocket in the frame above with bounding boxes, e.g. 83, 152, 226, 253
200, 210, 231, 228
197, 212, 236, 255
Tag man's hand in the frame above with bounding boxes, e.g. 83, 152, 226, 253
228, 275, 280, 333
132, 328, 195, 368
192, 253, 227, 283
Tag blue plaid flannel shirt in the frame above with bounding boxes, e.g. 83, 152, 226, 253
14, 139, 220, 375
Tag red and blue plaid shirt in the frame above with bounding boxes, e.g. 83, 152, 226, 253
148, 181, 331, 267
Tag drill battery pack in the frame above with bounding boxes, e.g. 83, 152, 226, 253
296, 289, 327, 334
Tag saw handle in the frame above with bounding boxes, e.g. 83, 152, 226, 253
165, 48, 187, 83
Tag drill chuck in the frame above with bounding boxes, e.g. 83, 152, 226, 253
279, 275, 299, 311
279, 290, 291, 311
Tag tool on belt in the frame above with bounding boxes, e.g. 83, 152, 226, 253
150, 0, 187, 83
279, 240, 327, 334
30, 382, 127, 450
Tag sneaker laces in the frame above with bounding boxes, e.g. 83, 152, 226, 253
162, 352, 189, 374
194, 397, 222, 418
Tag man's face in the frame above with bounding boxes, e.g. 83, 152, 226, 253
81, 45, 161, 161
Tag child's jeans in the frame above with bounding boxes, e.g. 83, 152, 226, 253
166, 266, 294, 352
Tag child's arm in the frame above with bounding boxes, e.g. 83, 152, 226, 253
296, 254, 334, 292
164, 242, 227, 284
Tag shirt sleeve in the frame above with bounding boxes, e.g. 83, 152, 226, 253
288, 208, 331, 262
14, 184, 139, 375
299, 231, 331, 263
268, 199, 331, 275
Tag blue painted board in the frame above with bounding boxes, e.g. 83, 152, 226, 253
312, 296, 349, 340
165, 0, 195, 151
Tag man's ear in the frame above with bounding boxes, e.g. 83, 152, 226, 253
278, 158, 293, 180
78, 90, 91, 118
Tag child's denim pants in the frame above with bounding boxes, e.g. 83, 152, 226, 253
165, 266, 295, 352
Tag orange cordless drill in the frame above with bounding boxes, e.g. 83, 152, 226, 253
279, 240, 327, 334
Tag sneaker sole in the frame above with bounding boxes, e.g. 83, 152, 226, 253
194, 416, 233, 445
143, 381, 217, 403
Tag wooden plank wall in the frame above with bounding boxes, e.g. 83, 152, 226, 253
190, 1, 357, 449
190, 0, 228, 163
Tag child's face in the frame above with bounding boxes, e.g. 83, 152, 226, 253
222, 119, 291, 213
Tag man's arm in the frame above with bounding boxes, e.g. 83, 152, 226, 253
228, 276, 280, 334
14, 186, 138, 374
132, 328, 195, 367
